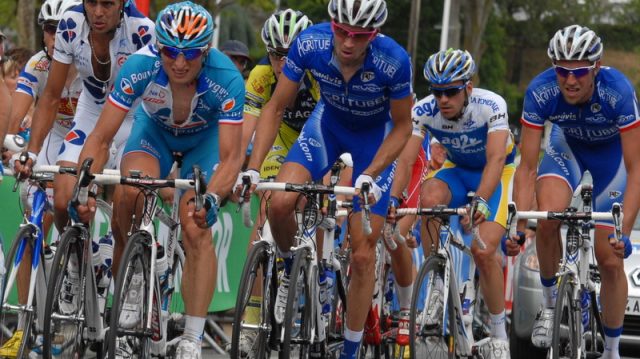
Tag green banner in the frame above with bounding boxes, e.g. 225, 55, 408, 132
0, 176, 253, 312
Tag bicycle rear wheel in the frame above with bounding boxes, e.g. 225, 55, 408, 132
551, 272, 580, 359
0, 224, 38, 358
230, 240, 278, 359
409, 255, 456, 359
107, 232, 154, 359
42, 225, 87, 358
280, 246, 315, 359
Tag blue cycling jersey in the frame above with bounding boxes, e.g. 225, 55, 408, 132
522, 66, 640, 144
283, 22, 412, 129
109, 44, 244, 135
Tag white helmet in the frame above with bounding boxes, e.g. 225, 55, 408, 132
328, 0, 388, 29
38, 0, 81, 25
261, 9, 312, 50
548, 25, 603, 63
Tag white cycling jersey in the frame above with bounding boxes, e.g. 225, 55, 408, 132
412, 88, 513, 169
52, 2, 155, 166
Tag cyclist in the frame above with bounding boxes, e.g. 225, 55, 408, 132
396, 48, 515, 357
239, 0, 413, 357
0, 0, 82, 355
13, 0, 155, 232
75, 2, 244, 357
235, 8, 316, 356
514, 25, 638, 357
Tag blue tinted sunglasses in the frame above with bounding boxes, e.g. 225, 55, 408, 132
430, 83, 467, 98
158, 44, 208, 60
553, 64, 595, 78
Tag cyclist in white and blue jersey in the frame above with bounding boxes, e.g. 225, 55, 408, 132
239, 0, 412, 357
75, 3, 244, 358
514, 25, 640, 358
395, 49, 515, 358
15, 0, 155, 233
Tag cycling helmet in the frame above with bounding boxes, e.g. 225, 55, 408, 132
328, 0, 387, 29
156, 1, 214, 48
548, 25, 603, 63
261, 9, 312, 50
423, 49, 475, 85
38, 0, 81, 25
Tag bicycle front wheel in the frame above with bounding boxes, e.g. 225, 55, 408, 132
42, 225, 87, 358
551, 272, 580, 359
409, 255, 456, 359
230, 240, 277, 359
280, 246, 315, 359
107, 232, 153, 359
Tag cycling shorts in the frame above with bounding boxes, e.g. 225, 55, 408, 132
538, 125, 625, 227
57, 91, 132, 169
123, 113, 219, 183
426, 161, 515, 227
285, 101, 395, 216
260, 122, 299, 180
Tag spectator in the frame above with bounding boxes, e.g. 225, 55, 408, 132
220, 39, 251, 74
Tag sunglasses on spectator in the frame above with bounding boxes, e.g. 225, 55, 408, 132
267, 48, 288, 61
331, 21, 378, 41
43, 23, 58, 35
230, 56, 249, 68
430, 83, 467, 98
553, 64, 595, 79
158, 44, 208, 61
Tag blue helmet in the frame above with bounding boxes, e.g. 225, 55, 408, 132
156, 1, 214, 48
423, 49, 475, 85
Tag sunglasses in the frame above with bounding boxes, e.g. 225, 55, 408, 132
158, 44, 208, 61
430, 83, 467, 98
331, 21, 378, 41
267, 48, 288, 61
43, 23, 58, 35
553, 64, 595, 78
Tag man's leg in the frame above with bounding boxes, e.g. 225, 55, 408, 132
52, 161, 78, 232
594, 227, 627, 359
419, 178, 452, 257
531, 176, 572, 348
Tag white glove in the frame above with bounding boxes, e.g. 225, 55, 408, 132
355, 174, 382, 203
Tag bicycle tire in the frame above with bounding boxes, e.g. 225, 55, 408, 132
42, 225, 87, 358
107, 232, 153, 359
280, 246, 315, 359
551, 272, 580, 359
583, 289, 604, 356
230, 240, 277, 359
0, 224, 39, 358
327, 249, 349, 356
409, 254, 456, 359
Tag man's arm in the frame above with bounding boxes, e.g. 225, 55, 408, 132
390, 134, 422, 199
8, 92, 35, 134
362, 95, 413, 178
206, 122, 243, 198
620, 125, 640, 235
77, 101, 129, 174
26, 60, 70, 154
475, 130, 509, 200
238, 112, 258, 166
513, 125, 544, 228
245, 76, 299, 171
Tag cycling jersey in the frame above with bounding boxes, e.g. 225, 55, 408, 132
282, 23, 412, 216
54, 2, 154, 166
245, 57, 320, 132
111, 44, 244, 181
412, 88, 515, 169
523, 66, 640, 226
283, 23, 412, 130
17, 50, 82, 138
522, 67, 640, 144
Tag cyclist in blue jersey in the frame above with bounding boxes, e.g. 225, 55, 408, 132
393, 49, 515, 358
513, 25, 639, 358
74, 2, 245, 358
238, 0, 413, 357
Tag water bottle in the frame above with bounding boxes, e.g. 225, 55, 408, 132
581, 290, 591, 331
318, 268, 335, 314
156, 244, 169, 308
